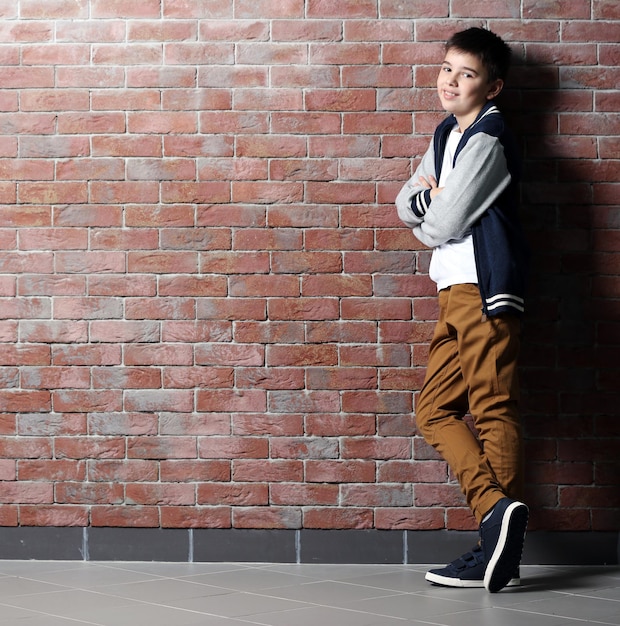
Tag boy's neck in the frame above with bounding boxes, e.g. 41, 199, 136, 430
454, 103, 487, 133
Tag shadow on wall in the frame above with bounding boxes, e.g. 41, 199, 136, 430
499, 51, 620, 536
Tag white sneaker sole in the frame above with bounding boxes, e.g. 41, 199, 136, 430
426, 570, 520, 588
483, 501, 528, 593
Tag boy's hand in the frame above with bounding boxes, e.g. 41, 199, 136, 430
419, 175, 443, 199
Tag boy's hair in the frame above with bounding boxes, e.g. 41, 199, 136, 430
446, 27, 512, 83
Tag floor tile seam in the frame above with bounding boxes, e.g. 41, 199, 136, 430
486, 604, 619, 625
253, 584, 409, 604
552, 590, 620, 603
0, 588, 254, 622
231, 610, 329, 626
249, 585, 496, 616
0, 600, 103, 626
228, 587, 415, 619
0, 582, 84, 599
278, 577, 418, 595
100, 561, 259, 574
235, 597, 415, 624
72, 578, 243, 596
20, 573, 247, 598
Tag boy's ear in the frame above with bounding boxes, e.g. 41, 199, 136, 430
486, 79, 504, 100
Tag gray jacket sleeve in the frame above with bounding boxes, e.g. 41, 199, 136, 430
396, 133, 512, 249
395, 142, 436, 229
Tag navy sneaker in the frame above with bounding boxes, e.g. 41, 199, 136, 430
480, 498, 528, 593
425, 544, 520, 588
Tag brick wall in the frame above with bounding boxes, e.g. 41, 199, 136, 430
0, 0, 617, 537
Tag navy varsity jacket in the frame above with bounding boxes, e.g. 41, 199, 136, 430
396, 100, 529, 317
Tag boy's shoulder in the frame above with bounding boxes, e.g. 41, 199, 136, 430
471, 105, 508, 137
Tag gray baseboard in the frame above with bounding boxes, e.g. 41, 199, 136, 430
0, 527, 617, 565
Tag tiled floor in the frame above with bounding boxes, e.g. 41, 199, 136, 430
0, 561, 617, 625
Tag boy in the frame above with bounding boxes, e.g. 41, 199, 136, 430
395, 27, 529, 593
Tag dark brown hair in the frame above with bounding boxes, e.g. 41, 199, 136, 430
446, 27, 512, 83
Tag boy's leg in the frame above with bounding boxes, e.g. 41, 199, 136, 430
417, 284, 526, 591
415, 285, 509, 524
456, 284, 524, 514
453, 285, 527, 593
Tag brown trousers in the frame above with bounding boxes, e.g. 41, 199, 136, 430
415, 284, 524, 524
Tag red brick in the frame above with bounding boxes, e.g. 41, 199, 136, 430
269, 204, 339, 228
197, 390, 267, 413
89, 412, 158, 436
0, 391, 51, 413
446, 508, 478, 531
524, 0, 591, 18
236, 134, 307, 158
162, 367, 233, 392
272, 251, 342, 274
267, 298, 339, 322
198, 157, 267, 182
197, 297, 267, 321
127, 251, 197, 274
161, 506, 231, 529
305, 321, 377, 344
270, 483, 339, 506
303, 507, 373, 529
54, 205, 122, 227
235, 368, 305, 390
91, 182, 160, 204
381, 0, 447, 17
18, 460, 85, 482
308, 0, 377, 17
233, 413, 304, 436
161, 320, 232, 342
339, 345, 411, 367
89, 460, 158, 483
197, 482, 268, 506
342, 436, 411, 460
233, 506, 301, 529
160, 276, 227, 296
233, 459, 304, 482
415, 484, 467, 508
56, 482, 124, 505
375, 507, 445, 530
269, 390, 340, 414
54, 436, 124, 460
126, 483, 196, 506
560, 486, 620, 508
20, 505, 89, 527
91, 506, 159, 527
126, 390, 194, 413
234, 321, 304, 344
305, 460, 375, 483
19, 182, 88, 205
200, 252, 269, 274
344, 251, 419, 273
378, 460, 447, 483
160, 460, 230, 483
125, 297, 196, 321
51, 344, 120, 367
19, 320, 88, 344
92, 135, 161, 157
305, 229, 373, 251
21, 366, 91, 390
305, 414, 376, 437
345, 20, 412, 42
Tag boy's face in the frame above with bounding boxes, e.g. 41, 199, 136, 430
436, 48, 503, 129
